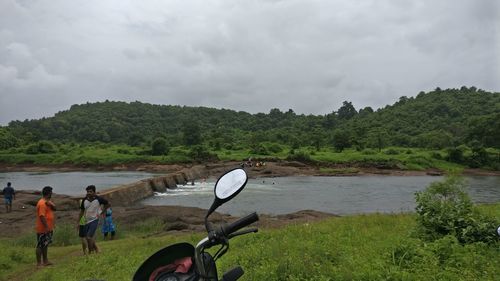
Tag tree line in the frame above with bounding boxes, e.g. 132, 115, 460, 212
0, 87, 498, 166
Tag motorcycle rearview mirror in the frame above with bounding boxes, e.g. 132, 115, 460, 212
205, 168, 248, 230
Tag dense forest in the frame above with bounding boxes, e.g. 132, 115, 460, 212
0, 87, 498, 169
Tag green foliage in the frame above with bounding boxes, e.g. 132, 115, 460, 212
467, 141, 490, 168
285, 150, 312, 163
25, 141, 56, 154
1, 87, 499, 170
384, 148, 400, 155
415, 177, 499, 244
151, 138, 169, 156
0, 128, 19, 149
267, 143, 283, 153
447, 146, 465, 163
331, 129, 350, 152
249, 144, 268, 155
3, 88, 499, 158
337, 101, 357, 120
182, 121, 202, 146
188, 145, 218, 162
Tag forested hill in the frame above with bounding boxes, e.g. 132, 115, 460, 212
2, 87, 499, 149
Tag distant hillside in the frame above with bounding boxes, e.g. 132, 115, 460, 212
2, 87, 499, 149
341, 87, 500, 149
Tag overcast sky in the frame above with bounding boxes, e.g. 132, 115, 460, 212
0, 0, 498, 125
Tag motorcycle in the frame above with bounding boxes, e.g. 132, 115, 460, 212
133, 168, 259, 281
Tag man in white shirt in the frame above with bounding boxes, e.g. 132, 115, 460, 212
78, 185, 110, 254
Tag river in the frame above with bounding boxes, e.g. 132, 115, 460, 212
1, 172, 499, 216
143, 175, 500, 215
0, 171, 161, 196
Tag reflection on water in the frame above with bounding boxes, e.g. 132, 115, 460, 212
143, 176, 500, 216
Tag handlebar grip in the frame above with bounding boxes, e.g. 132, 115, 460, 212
220, 266, 244, 281
222, 212, 259, 236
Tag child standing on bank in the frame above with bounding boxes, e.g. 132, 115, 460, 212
101, 207, 116, 240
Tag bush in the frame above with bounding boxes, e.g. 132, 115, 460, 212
467, 144, 490, 168
384, 148, 400, 155
25, 141, 56, 154
362, 149, 377, 155
415, 176, 499, 244
267, 143, 283, 153
286, 151, 312, 163
116, 148, 131, 154
151, 138, 169, 156
250, 144, 268, 155
430, 151, 443, 160
188, 145, 219, 162
446, 147, 464, 163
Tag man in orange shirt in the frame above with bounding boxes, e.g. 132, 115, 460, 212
35, 186, 56, 267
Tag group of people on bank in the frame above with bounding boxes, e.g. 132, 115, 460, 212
2, 182, 116, 267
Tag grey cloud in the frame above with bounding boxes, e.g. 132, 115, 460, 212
0, 0, 498, 125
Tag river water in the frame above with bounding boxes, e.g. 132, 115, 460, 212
143, 175, 500, 216
1, 172, 499, 215
0, 171, 161, 196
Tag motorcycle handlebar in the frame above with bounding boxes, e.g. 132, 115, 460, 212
221, 212, 259, 237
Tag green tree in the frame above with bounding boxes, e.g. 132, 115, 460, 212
332, 129, 350, 152
337, 101, 357, 120
151, 138, 169, 156
127, 133, 144, 147
182, 122, 202, 146
0, 128, 19, 149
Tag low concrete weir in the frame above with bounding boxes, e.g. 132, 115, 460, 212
98, 165, 209, 206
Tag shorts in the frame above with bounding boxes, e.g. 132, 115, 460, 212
79, 225, 86, 238
4, 198, 12, 205
36, 231, 53, 248
83, 220, 99, 238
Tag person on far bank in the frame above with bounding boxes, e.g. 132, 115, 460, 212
36, 186, 56, 267
78, 185, 109, 254
3, 182, 15, 213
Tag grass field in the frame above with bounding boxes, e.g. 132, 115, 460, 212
1, 204, 499, 281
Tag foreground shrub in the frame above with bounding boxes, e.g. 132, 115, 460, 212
415, 176, 499, 244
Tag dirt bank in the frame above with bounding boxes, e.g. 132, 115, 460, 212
0, 190, 336, 238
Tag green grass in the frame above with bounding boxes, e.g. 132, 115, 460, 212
1, 205, 499, 281
0, 144, 497, 172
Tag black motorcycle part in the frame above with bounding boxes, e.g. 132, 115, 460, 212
133, 242, 195, 281
200, 252, 218, 281
220, 266, 244, 281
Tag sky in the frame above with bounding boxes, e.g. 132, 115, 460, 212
0, 0, 498, 125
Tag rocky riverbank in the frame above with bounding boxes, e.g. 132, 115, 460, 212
0, 190, 336, 238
